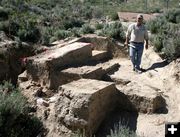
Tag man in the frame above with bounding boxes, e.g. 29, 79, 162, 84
124, 14, 148, 73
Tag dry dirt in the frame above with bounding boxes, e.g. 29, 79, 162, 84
109, 46, 180, 137
16, 32, 180, 137
118, 12, 159, 22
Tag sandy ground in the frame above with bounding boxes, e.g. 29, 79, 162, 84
109, 46, 180, 137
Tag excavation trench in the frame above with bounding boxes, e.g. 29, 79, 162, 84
17, 39, 167, 137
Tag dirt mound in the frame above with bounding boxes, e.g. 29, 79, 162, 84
118, 12, 159, 22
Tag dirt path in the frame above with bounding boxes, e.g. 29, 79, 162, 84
110, 46, 180, 137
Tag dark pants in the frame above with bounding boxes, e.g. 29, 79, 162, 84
129, 43, 144, 70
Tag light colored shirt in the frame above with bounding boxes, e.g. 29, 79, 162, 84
126, 23, 148, 43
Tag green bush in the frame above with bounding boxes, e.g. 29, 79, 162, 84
99, 21, 125, 40
17, 20, 40, 43
63, 18, 84, 30
147, 9, 180, 60
147, 17, 167, 34
162, 35, 180, 60
0, 81, 43, 137
110, 12, 119, 21
0, 18, 40, 43
70, 27, 81, 37
152, 35, 163, 52
81, 5, 93, 19
54, 29, 72, 40
107, 122, 139, 137
165, 9, 180, 23
0, 21, 9, 33
0, 7, 9, 21
94, 22, 104, 30
80, 24, 94, 34
40, 26, 54, 45
0, 20, 20, 36
92, 7, 103, 19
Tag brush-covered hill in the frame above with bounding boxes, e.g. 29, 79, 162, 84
0, 0, 179, 45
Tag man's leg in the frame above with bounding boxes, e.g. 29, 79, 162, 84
136, 44, 144, 70
129, 46, 136, 70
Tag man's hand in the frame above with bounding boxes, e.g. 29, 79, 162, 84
124, 42, 128, 47
145, 44, 148, 50
124, 37, 129, 48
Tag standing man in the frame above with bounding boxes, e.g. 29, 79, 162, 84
124, 14, 148, 73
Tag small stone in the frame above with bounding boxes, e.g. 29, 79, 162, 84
43, 100, 49, 107
44, 109, 50, 119
37, 98, 44, 105
26, 85, 31, 89
37, 98, 49, 107
49, 96, 57, 103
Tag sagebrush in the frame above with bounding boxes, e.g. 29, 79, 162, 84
0, 81, 43, 137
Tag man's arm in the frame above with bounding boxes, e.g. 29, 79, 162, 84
124, 37, 129, 47
124, 25, 131, 47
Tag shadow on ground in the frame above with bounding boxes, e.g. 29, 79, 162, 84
95, 109, 138, 137
146, 60, 169, 72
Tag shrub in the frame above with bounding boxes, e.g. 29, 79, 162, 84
94, 22, 104, 30
54, 29, 73, 40
0, 7, 9, 21
70, 27, 81, 37
99, 21, 125, 41
110, 12, 119, 21
80, 24, 94, 34
63, 18, 84, 30
79, 4, 93, 19
49, 36, 57, 44
162, 35, 180, 60
40, 26, 54, 45
107, 122, 139, 137
0, 20, 20, 36
147, 9, 180, 60
92, 7, 103, 19
17, 20, 40, 43
0, 17, 40, 43
152, 34, 163, 52
147, 17, 167, 34
148, 7, 161, 13
0, 81, 43, 137
0, 21, 9, 33
164, 9, 180, 23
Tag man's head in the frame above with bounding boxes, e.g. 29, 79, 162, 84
136, 14, 143, 25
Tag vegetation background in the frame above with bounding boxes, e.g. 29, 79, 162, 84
0, 0, 179, 45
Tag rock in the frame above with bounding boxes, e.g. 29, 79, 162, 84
18, 70, 28, 82
37, 98, 49, 107
96, 60, 120, 74
117, 82, 166, 113
49, 96, 57, 103
48, 65, 106, 89
44, 108, 50, 119
112, 77, 131, 85
26, 42, 92, 89
0, 36, 34, 83
37, 98, 44, 105
67, 34, 127, 58
91, 50, 108, 61
54, 79, 119, 136
103, 63, 120, 74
